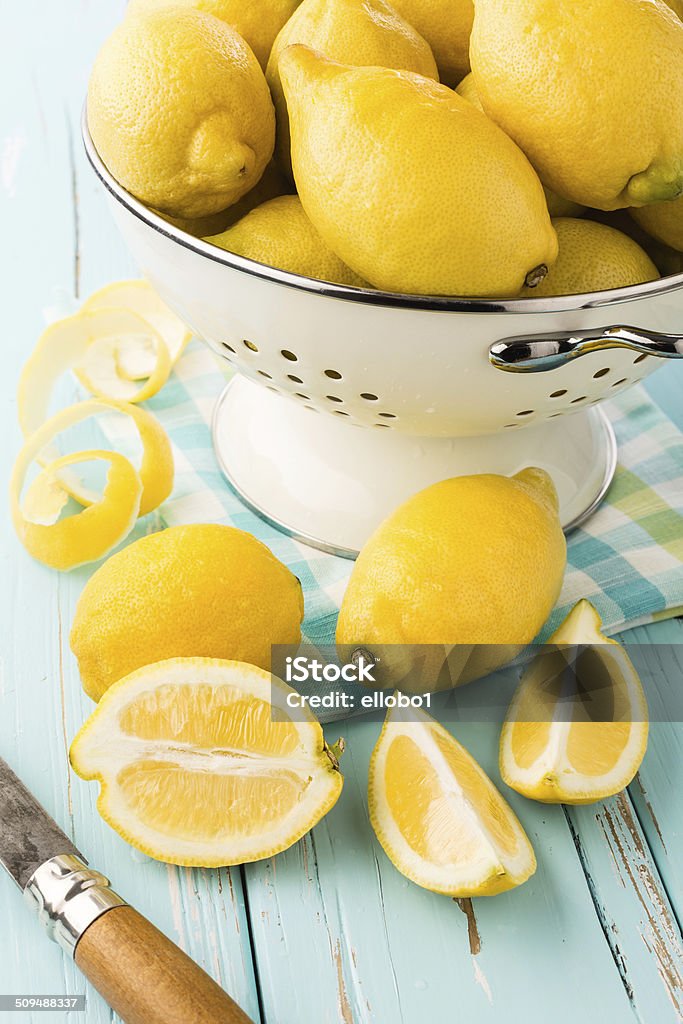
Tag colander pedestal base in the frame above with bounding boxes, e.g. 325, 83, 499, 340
212, 376, 617, 559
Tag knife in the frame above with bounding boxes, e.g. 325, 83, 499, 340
0, 757, 254, 1024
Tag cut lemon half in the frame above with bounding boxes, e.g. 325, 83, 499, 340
70, 658, 344, 867
500, 601, 649, 804
369, 703, 536, 897
81, 280, 191, 379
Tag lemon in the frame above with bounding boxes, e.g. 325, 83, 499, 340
470, 0, 683, 210
499, 601, 649, 804
337, 468, 566, 688
70, 524, 303, 701
631, 194, 683, 254
666, 0, 683, 19
126, 0, 301, 70
206, 195, 368, 286
267, 0, 438, 177
456, 73, 585, 219
278, 46, 557, 296
70, 658, 344, 866
389, 0, 473, 87
158, 161, 292, 237
87, 8, 275, 219
520, 218, 659, 297
369, 703, 536, 896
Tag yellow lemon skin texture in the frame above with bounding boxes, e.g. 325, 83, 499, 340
126, 0, 301, 70
267, 0, 438, 178
206, 195, 368, 285
456, 74, 585, 219
87, 8, 275, 219
631, 194, 683, 254
520, 218, 659, 298
337, 468, 566, 657
389, 0, 473, 87
70, 524, 303, 702
470, 0, 683, 210
279, 46, 557, 297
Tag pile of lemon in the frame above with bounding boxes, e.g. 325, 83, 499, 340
87, 0, 683, 296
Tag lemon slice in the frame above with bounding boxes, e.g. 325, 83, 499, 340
81, 280, 191, 379
499, 601, 649, 804
11, 399, 173, 569
369, 703, 536, 896
70, 658, 344, 867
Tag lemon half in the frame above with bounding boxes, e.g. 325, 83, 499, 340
70, 658, 344, 866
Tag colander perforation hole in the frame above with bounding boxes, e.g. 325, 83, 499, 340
612, 378, 627, 387
503, 423, 519, 428
324, 369, 342, 379
633, 353, 649, 364
257, 370, 272, 379
333, 410, 350, 416
287, 374, 304, 383
281, 349, 298, 362
593, 367, 610, 379
516, 409, 535, 417
295, 393, 310, 400
326, 395, 343, 403
570, 396, 587, 404
222, 343, 236, 354
374, 423, 390, 429
378, 412, 397, 419
243, 339, 258, 352
361, 393, 379, 401
266, 385, 279, 393
549, 389, 567, 399
548, 413, 562, 418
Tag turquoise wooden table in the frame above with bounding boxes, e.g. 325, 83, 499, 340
1, 4, 682, 1022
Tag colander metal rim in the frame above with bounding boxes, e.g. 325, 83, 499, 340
81, 105, 683, 315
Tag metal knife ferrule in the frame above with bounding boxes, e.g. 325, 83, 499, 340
24, 853, 127, 956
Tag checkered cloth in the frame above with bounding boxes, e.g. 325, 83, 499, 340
117, 339, 680, 643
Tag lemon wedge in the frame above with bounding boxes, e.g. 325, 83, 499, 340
11, 399, 173, 569
81, 280, 191, 379
70, 658, 344, 866
499, 601, 649, 804
369, 703, 536, 897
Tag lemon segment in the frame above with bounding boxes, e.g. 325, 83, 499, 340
81, 280, 191, 379
499, 601, 649, 804
369, 704, 536, 896
70, 658, 344, 866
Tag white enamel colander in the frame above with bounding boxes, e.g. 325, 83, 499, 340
83, 115, 683, 557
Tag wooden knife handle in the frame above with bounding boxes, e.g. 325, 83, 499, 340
75, 905, 254, 1024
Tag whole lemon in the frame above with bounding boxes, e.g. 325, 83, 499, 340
520, 219, 659, 297
126, 0, 301, 70
278, 46, 557, 296
470, 0, 683, 210
267, 0, 438, 177
206, 195, 368, 285
456, 73, 585, 219
390, 0, 473, 86
336, 469, 566, 688
631, 195, 683, 254
87, 8, 275, 219
70, 524, 303, 701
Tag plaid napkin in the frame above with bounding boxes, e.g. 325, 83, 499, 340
116, 339, 681, 643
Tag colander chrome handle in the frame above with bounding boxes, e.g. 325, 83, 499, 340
489, 325, 683, 373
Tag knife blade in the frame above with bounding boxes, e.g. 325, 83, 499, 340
0, 757, 82, 890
